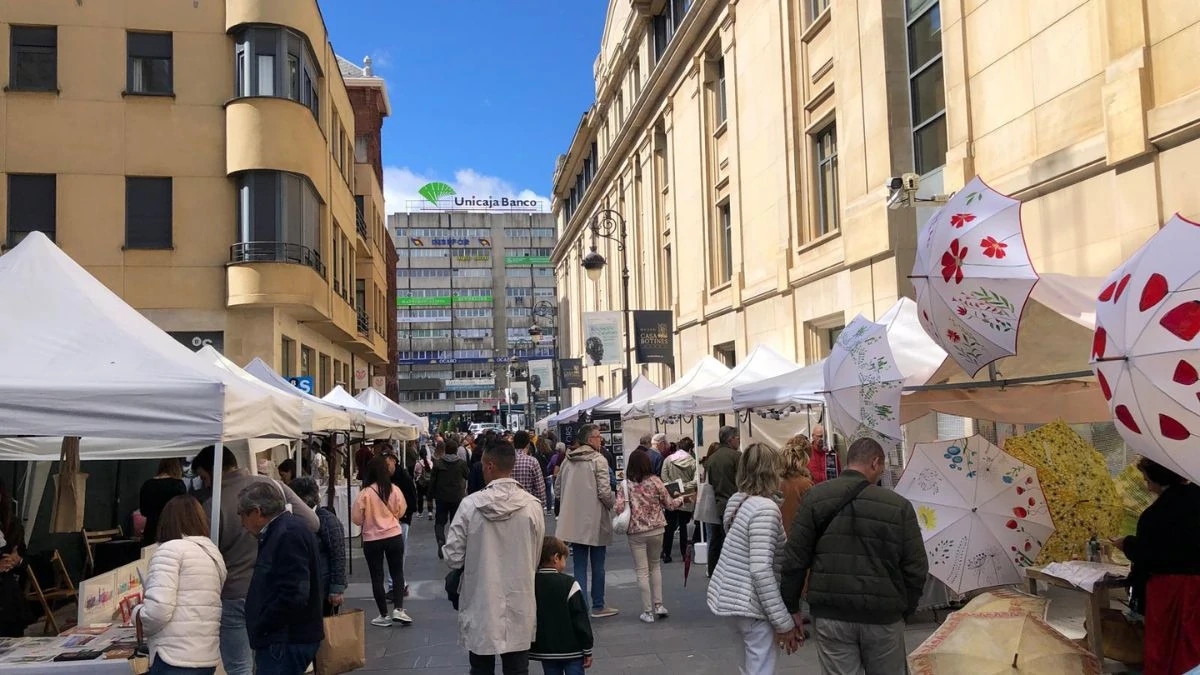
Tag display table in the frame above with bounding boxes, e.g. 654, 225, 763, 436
0, 626, 146, 674
1024, 563, 1131, 673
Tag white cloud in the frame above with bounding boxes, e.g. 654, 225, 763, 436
383, 166, 550, 214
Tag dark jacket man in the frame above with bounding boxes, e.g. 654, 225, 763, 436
705, 433, 741, 518
244, 510, 324, 651
429, 452, 470, 504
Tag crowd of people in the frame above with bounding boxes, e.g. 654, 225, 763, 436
0, 417, 1194, 675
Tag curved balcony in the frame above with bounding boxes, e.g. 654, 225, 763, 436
226, 242, 329, 320
226, 0, 326, 58
226, 97, 326, 193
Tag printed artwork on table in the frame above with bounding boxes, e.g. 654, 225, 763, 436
951, 288, 1018, 334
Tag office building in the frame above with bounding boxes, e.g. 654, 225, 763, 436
1, 0, 395, 395
552, 0, 1200, 402
390, 209, 557, 425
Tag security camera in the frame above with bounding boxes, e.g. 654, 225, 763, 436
901, 173, 920, 192
886, 176, 904, 192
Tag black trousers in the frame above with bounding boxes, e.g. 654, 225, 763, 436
434, 499, 460, 547
707, 522, 727, 572
469, 651, 529, 675
661, 510, 692, 560
362, 534, 404, 617
414, 485, 429, 513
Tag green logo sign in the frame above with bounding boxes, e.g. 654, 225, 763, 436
396, 293, 493, 308
504, 256, 552, 266
418, 182, 456, 206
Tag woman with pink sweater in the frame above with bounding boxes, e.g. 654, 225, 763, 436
352, 456, 410, 627
614, 450, 689, 623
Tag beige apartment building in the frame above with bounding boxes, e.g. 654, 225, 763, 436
552, 0, 1200, 402
0, 0, 395, 395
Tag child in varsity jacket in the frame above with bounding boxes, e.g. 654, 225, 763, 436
530, 536, 594, 674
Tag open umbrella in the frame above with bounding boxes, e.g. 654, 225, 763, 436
1092, 213, 1200, 484
908, 611, 1101, 674
823, 314, 903, 465
912, 176, 1039, 375
896, 435, 1055, 594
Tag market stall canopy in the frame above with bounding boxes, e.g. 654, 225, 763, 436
667, 346, 799, 416
623, 356, 731, 419
323, 385, 417, 441
549, 395, 607, 425
355, 387, 429, 431
590, 375, 662, 415
0, 232, 302, 446
244, 358, 355, 432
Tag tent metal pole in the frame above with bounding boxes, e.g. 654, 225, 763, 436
902, 369, 1094, 393
209, 441, 224, 542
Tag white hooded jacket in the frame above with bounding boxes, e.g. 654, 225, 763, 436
135, 536, 227, 668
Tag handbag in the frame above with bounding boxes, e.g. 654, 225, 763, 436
612, 479, 632, 535
693, 480, 721, 525
314, 607, 366, 675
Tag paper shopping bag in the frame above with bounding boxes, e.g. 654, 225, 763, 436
314, 608, 365, 675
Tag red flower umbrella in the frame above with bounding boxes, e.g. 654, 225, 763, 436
912, 176, 1039, 376
1093, 214, 1200, 483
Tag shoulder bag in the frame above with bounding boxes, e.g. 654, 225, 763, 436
814, 480, 870, 542
612, 479, 633, 535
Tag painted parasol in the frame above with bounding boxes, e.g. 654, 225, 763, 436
908, 611, 1101, 674
912, 176, 1039, 376
895, 435, 1055, 594
1093, 213, 1200, 483
822, 314, 903, 469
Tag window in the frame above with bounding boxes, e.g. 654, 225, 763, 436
907, 1, 946, 174
300, 345, 314, 377
127, 32, 172, 95
826, 326, 845, 352
6, 174, 55, 247
661, 244, 673, 307
715, 202, 733, 284
233, 171, 323, 274
319, 353, 331, 395
716, 57, 727, 125
355, 134, 369, 163
652, 0, 692, 62
813, 124, 839, 236
9, 26, 56, 91
233, 26, 320, 121
281, 336, 295, 377
125, 177, 172, 249
811, 0, 831, 20
714, 342, 736, 368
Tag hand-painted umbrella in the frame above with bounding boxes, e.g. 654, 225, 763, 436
1092, 213, 1200, 483
908, 611, 1101, 674
823, 314, 903, 466
912, 176, 1039, 376
895, 435, 1055, 594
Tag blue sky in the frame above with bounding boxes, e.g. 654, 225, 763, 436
318, 1, 608, 212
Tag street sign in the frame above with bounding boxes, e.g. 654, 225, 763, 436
287, 376, 314, 394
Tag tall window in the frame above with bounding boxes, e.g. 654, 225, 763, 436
652, 0, 692, 62
233, 26, 320, 121
127, 32, 172, 95
300, 345, 314, 377
355, 134, 369, 163
716, 57, 728, 125
661, 244, 673, 307
234, 171, 322, 274
125, 177, 172, 249
319, 354, 331, 395
281, 336, 295, 377
814, 124, 839, 236
9, 26, 56, 91
715, 202, 733, 284
6, 174, 55, 247
907, 0, 946, 174
714, 342, 736, 367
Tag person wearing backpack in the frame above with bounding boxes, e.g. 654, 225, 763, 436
413, 447, 434, 520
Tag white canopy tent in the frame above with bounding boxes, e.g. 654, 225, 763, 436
547, 396, 606, 426
672, 346, 799, 416
244, 358, 356, 432
322, 386, 417, 441
623, 356, 731, 419
590, 375, 662, 415
355, 387, 429, 432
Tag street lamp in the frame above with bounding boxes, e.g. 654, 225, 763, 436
581, 209, 633, 404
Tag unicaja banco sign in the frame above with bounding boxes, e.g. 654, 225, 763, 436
412, 182, 545, 212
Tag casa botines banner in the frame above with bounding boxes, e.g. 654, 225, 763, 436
559, 359, 584, 388
633, 310, 674, 365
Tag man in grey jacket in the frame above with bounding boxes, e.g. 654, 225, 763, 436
780, 438, 927, 675
194, 445, 319, 675
554, 423, 618, 618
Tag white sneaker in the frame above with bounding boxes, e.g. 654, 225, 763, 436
638, 612, 656, 624
370, 615, 392, 627
391, 608, 413, 625
654, 604, 669, 618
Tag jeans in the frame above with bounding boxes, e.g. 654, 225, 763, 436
254, 642, 321, 675
539, 658, 585, 675
662, 510, 692, 560
569, 543, 607, 610
627, 530, 664, 613
544, 477, 555, 509
469, 650, 530, 674
148, 655, 215, 675
435, 499, 460, 547
219, 597, 253, 675
731, 617, 777, 675
814, 618, 908, 675
363, 534, 405, 617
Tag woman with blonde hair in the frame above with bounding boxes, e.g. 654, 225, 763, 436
779, 434, 815, 530
707, 443, 802, 674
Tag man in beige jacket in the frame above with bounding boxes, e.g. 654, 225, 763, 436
554, 423, 618, 618
443, 441, 545, 674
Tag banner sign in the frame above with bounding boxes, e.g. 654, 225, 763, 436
527, 359, 555, 392
633, 310, 674, 365
287, 376, 315, 394
581, 312, 622, 365
168, 331, 223, 353
396, 294, 493, 307
504, 255, 552, 266
559, 358, 584, 388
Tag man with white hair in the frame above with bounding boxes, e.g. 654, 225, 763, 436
650, 433, 669, 476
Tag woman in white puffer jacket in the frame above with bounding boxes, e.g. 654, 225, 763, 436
706, 443, 803, 675
134, 495, 227, 675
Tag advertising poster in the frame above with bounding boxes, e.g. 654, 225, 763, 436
581, 311, 623, 366
633, 310, 674, 365
559, 359, 584, 388
527, 359, 555, 392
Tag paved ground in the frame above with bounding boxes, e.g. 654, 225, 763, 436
341, 513, 943, 674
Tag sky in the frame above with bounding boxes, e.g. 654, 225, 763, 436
318, 1, 609, 213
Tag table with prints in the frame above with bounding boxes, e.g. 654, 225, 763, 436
0, 626, 147, 674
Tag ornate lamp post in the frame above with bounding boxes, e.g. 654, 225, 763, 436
581, 209, 633, 404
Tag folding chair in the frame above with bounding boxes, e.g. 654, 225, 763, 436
24, 550, 77, 635
81, 527, 123, 577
